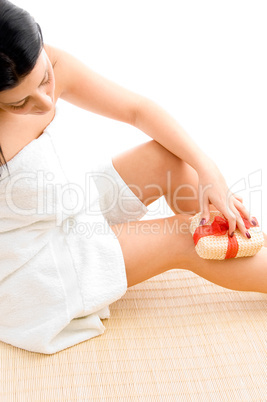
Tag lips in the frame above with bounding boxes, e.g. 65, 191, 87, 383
33, 111, 49, 115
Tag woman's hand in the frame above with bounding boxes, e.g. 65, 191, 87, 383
197, 161, 257, 238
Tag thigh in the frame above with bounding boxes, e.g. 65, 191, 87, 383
111, 214, 267, 293
110, 214, 192, 288
112, 139, 201, 214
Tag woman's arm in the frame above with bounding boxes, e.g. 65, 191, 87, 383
49, 44, 211, 170
133, 97, 252, 234
49, 45, 140, 126
133, 96, 213, 172
50, 45, 252, 235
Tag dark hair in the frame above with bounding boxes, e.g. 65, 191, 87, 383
0, 0, 44, 177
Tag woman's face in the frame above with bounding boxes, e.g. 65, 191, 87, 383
0, 48, 55, 115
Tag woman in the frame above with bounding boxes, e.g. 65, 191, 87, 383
0, 0, 266, 354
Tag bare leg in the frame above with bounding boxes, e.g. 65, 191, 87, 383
112, 139, 201, 215
110, 214, 267, 294
111, 139, 250, 221
111, 139, 267, 291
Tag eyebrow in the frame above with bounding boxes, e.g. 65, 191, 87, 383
3, 64, 49, 106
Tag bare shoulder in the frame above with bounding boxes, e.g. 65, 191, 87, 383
43, 43, 66, 98
43, 44, 142, 125
43, 44, 86, 98
44, 43, 61, 72
43, 43, 93, 97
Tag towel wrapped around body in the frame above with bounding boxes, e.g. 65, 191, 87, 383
0, 106, 148, 354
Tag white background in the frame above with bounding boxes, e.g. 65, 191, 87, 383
11, 0, 267, 228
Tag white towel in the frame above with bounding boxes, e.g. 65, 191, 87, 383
0, 105, 148, 354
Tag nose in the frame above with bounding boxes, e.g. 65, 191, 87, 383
32, 90, 54, 113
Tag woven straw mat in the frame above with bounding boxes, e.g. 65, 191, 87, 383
1, 268, 266, 401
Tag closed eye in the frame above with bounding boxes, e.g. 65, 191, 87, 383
9, 98, 29, 110
41, 77, 51, 86
9, 72, 52, 110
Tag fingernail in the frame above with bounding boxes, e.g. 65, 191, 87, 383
251, 220, 257, 226
246, 231, 251, 239
199, 218, 206, 226
229, 231, 234, 237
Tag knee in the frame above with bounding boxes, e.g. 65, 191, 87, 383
147, 139, 182, 167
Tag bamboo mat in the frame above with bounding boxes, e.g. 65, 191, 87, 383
0, 269, 266, 401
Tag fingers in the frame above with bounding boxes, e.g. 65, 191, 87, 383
226, 205, 246, 238
199, 195, 210, 226
225, 199, 257, 238
199, 197, 257, 239
234, 198, 258, 227
232, 193, 243, 203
